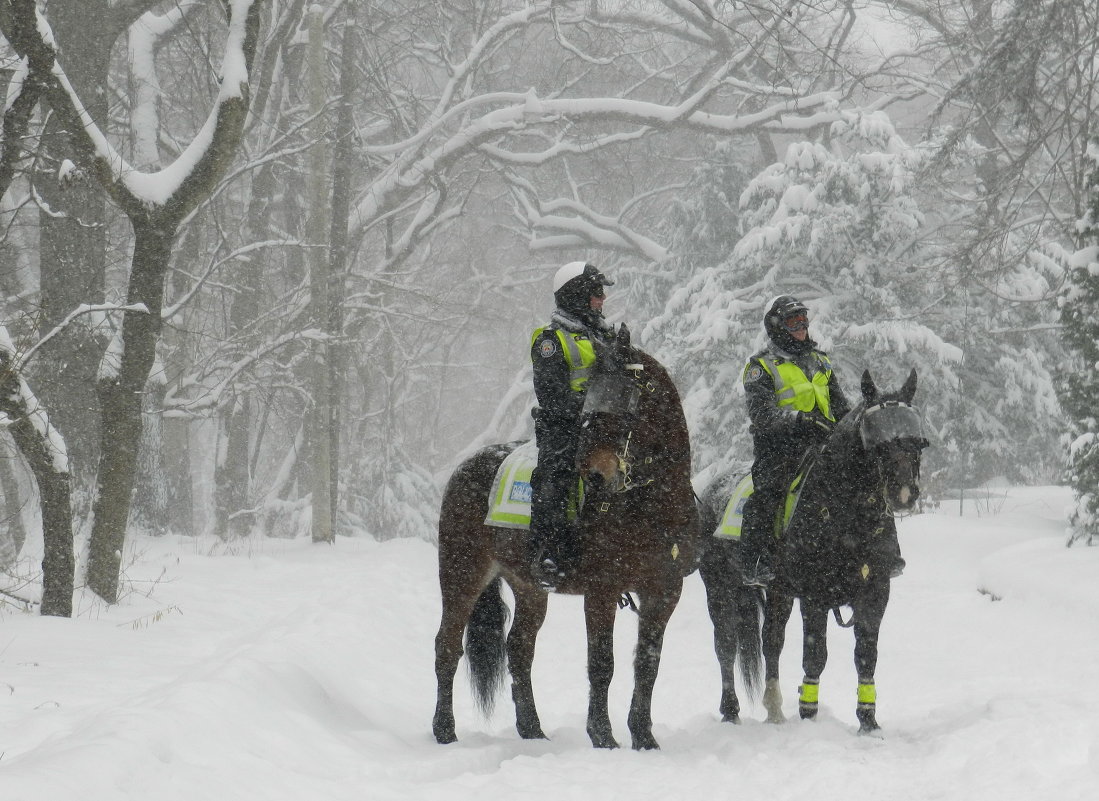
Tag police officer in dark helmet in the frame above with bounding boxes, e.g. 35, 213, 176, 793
739, 295, 854, 587
529, 261, 616, 586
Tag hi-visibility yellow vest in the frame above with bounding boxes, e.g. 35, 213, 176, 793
531, 327, 597, 392
756, 353, 836, 420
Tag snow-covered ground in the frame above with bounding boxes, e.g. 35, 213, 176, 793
2, 486, 1097, 800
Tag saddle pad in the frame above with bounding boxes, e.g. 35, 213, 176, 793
484, 441, 537, 529
713, 471, 807, 540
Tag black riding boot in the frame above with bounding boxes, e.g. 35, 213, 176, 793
530, 466, 573, 588
739, 492, 777, 587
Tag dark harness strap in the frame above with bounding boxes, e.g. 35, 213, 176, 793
832, 606, 855, 628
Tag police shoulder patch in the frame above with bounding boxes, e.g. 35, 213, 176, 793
745, 364, 764, 382
539, 338, 557, 358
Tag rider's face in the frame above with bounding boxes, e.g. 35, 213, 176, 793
783, 312, 809, 341
590, 294, 605, 312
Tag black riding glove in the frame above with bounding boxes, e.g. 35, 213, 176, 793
797, 409, 835, 437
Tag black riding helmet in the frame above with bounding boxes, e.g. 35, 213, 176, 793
553, 261, 614, 318
764, 294, 814, 354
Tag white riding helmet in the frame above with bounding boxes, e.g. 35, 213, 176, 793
552, 261, 614, 293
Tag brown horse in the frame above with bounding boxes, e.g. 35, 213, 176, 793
432, 329, 700, 749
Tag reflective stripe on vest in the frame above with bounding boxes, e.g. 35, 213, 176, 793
758, 354, 835, 420
531, 327, 597, 391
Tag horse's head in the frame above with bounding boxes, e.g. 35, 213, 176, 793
857, 368, 930, 513
574, 324, 678, 493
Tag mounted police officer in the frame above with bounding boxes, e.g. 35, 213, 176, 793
739, 295, 854, 587
529, 261, 615, 585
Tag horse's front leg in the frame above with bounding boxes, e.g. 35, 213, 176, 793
798, 600, 829, 720
762, 590, 794, 723
584, 589, 619, 748
627, 581, 683, 750
853, 578, 890, 733
508, 585, 549, 739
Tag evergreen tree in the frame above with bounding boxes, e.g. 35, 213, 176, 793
647, 107, 1066, 493
1058, 141, 1099, 546
646, 110, 956, 484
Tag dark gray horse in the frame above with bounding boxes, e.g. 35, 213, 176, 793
700, 369, 929, 732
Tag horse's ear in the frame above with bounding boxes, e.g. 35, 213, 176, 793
901, 368, 917, 403
616, 322, 631, 349
861, 369, 878, 404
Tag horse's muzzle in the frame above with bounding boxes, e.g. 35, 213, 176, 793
888, 482, 920, 513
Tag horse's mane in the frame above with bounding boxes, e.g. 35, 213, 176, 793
826, 401, 866, 458
624, 346, 684, 416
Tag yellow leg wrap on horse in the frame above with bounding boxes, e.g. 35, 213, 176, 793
857, 683, 876, 705
799, 680, 819, 704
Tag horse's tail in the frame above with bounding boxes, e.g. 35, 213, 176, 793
735, 583, 765, 700
465, 576, 511, 717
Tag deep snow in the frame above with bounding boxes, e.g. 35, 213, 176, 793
2, 485, 1097, 800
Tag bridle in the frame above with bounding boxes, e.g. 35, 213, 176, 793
580, 361, 660, 497
857, 400, 929, 513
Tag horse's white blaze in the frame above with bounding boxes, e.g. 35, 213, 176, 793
899, 485, 912, 506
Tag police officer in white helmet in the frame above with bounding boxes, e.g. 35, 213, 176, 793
528, 261, 615, 587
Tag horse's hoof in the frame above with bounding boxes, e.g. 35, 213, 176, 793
721, 713, 741, 724
632, 734, 661, 750
517, 726, 548, 740
434, 729, 457, 744
857, 707, 880, 734
588, 730, 619, 749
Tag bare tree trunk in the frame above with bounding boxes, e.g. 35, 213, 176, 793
30, 0, 115, 526
307, 6, 332, 544
87, 222, 174, 600
212, 162, 274, 539
0, 441, 27, 562
161, 224, 199, 538
326, 18, 355, 535
129, 370, 170, 535
0, 348, 73, 617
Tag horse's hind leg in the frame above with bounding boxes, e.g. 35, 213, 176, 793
797, 601, 829, 720
433, 590, 479, 744
853, 579, 890, 733
627, 582, 683, 750
701, 545, 742, 722
508, 584, 549, 739
762, 592, 794, 723
433, 527, 495, 743
584, 590, 620, 749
